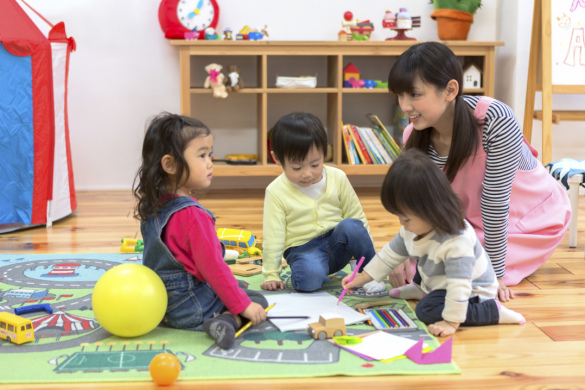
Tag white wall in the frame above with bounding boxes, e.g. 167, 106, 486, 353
25, 0, 583, 191
495, 0, 585, 166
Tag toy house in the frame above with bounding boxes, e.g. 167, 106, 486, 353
463, 64, 482, 89
343, 63, 361, 87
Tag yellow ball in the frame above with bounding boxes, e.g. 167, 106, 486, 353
149, 353, 181, 385
92, 263, 167, 338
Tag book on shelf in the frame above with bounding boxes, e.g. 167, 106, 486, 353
347, 125, 373, 164
366, 114, 401, 159
373, 127, 398, 161
356, 126, 383, 164
363, 127, 392, 164
341, 123, 359, 165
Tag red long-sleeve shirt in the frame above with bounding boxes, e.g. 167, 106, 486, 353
161, 202, 250, 316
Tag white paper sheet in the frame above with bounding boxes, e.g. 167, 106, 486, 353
341, 331, 428, 360
265, 292, 369, 332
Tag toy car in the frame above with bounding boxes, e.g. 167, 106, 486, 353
307, 313, 346, 340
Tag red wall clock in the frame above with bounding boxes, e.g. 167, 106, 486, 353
158, 0, 219, 39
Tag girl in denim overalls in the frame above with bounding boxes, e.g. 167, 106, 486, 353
133, 113, 268, 350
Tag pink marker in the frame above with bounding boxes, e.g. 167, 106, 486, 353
337, 256, 365, 305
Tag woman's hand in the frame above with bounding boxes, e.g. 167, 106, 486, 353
240, 302, 267, 326
497, 278, 515, 302
260, 280, 285, 291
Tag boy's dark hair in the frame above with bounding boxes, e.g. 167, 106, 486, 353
270, 112, 328, 166
381, 148, 465, 236
133, 112, 211, 221
388, 41, 479, 182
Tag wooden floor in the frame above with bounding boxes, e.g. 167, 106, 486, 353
2, 189, 585, 390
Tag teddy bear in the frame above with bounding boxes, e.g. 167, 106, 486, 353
204, 63, 228, 98
224, 65, 244, 92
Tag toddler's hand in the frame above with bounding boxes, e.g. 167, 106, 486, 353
260, 280, 285, 291
240, 302, 266, 326
341, 272, 372, 290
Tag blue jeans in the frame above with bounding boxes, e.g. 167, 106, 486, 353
284, 218, 376, 292
161, 271, 226, 331
415, 289, 500, 326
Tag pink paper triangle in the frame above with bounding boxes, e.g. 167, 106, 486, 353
405, 337, 452, 364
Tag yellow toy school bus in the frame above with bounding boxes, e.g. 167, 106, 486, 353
216, 228, 256, 251
0, 312, 35, 344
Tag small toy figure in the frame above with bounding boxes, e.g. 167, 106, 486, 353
239, 25, 252, 40
223, 28, 233, 40
383, 8, 421, 41
342, 11, 374, 40
363, 79, 377, 88
248, 25, 269, 41
204, 63, 228, 98
224, 65, 244, 92
204, 27, 219, 40
382, 10, 396, 28
184, 28, 198, 40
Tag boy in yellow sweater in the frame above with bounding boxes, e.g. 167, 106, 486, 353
260, 112, 382, 292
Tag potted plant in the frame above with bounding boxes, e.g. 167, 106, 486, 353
430, 0, 482, 40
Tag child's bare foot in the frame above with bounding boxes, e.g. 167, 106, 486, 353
388, 283, 426, 299
428, 320, 459, 337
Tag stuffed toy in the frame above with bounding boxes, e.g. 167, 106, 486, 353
224, 65, 244, 92
204, 63, 228, 98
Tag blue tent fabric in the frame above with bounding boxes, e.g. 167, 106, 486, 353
545, 158, 585, 190
0, 43, 34, 225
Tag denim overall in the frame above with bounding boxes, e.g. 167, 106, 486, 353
141, 196, 227, 331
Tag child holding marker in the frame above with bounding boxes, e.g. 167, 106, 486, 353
133, 113, 268, 350
261, 112, 383, 293
342, 149, 525, 337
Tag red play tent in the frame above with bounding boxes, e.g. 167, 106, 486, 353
0, 0, 76, 233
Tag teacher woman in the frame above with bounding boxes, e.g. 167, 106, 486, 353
386, 42, 571, 302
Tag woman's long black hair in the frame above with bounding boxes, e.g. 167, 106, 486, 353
133, 113, 211, 221
388, 42, 479, 182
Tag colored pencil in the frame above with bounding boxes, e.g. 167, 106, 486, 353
390, 308, 408, 327
370, 309, 391, 328
357, 308, 373, 326
235, 302, 275, 337
267, 316, 310, 319
380, 309, 398, 327
337, 256, 365, 305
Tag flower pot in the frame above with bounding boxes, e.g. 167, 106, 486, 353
431, 9, 474, 40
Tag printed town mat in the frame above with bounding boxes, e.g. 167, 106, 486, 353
0, 253, 460, 384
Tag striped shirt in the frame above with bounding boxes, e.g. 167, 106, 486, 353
427, 96, 537, 278
365, 221, 498, 323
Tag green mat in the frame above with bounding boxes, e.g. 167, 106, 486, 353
0, 253, 459, 384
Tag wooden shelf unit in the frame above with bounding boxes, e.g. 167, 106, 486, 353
171, 40, 503, 177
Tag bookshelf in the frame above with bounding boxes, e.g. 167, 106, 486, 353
170, 40, 503, 177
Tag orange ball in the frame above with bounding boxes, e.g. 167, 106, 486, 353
149, 353, 181, 386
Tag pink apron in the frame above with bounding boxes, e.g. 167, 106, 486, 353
404, 96, 571, 285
